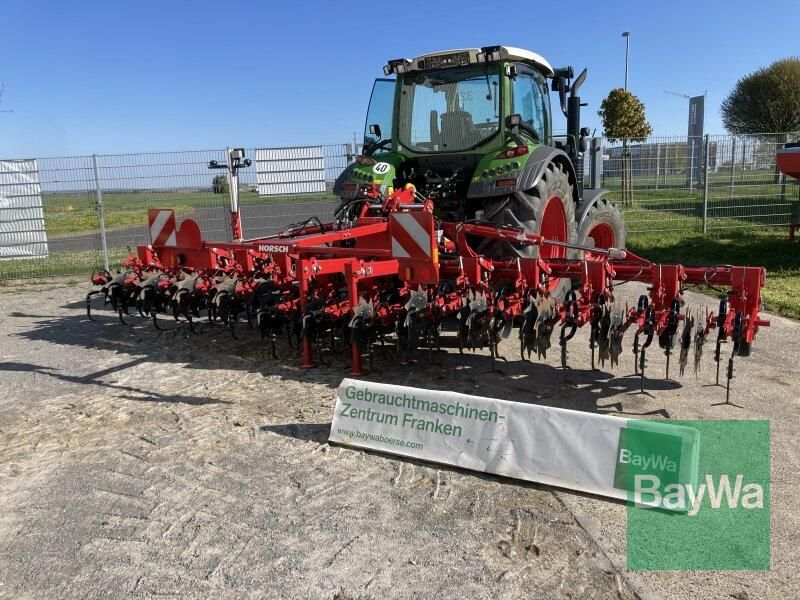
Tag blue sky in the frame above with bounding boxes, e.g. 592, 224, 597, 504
1, 0, 798, 157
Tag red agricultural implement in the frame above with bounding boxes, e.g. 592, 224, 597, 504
87, 46, 771, 405
87, 180, 768, 404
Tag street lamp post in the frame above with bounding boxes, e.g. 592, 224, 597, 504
622, 32, 631, 91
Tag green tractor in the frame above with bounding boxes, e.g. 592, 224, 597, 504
333, 46, 625, 298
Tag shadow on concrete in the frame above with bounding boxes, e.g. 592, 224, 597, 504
0, 359, 232, 406
11, 299, 683, 414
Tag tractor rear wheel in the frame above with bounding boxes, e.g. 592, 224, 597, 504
576, 198, 626, 260
478, 161, 577, 300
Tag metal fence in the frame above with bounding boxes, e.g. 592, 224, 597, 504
0, 144, 355, 279
592, 132, 800, 233
1, 133, 799, 280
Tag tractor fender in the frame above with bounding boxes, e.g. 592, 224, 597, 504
333, 164, 360, 198
576, 188, 611, 231
467, 145, 579, 203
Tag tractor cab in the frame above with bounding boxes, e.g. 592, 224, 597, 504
369, 47, 554, 153
335, 46, 587, 220
333, 45, 618, 286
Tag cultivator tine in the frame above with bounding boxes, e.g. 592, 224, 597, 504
300, 301, 324, 365
118, 303, 132, 326
597, 304, 612, 369
632, 295, 648, 375
678, 308, 694, 377
608, 308, 625, 368
588, 296, 606, 370
467, 291, 488, 352
399, 286, 428, 358
659, 299, 681, 380
519, 292, 537, 361
559, 292, 579, 378
488, 313, 508, 373
533, 295, 555, 360
86, 290, 103, 321
693, 307, 707, 376
187, 309, 199, 334
637, 306, 656, 395
713, 298, 728, 386
349, 297, 375, 355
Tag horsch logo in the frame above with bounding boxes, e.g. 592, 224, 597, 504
257, 244, 289, 253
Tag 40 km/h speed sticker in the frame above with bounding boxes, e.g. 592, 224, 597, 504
373, 162, 391, 175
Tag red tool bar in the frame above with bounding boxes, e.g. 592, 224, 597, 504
299, 247, 392, 258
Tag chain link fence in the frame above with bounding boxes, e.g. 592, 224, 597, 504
2, 133, 798, 280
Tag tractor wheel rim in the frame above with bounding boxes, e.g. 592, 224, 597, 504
540, 196, 568, 291
586, 222, 616, 261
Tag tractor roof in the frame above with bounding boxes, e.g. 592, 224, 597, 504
386, 46, 554, 77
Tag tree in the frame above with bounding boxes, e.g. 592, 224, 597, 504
598, 88, 653, 206
212, 174, 229, 195
721, 58, 800, 135
721, 58, 800, 183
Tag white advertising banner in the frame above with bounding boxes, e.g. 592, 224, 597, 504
0, 159, 48, 259
329, 379, 700, 505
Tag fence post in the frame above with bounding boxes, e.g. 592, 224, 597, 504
225, 147, 243, 242
701, 134, 710, 233
655, 143, 661, 190
92, 154, 110, 272
688, 138, 695, 192
729, 136, 736, 200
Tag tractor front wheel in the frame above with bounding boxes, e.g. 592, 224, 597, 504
576, 198, 626, 260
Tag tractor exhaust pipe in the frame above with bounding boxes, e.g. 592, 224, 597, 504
566, 68, 588, 195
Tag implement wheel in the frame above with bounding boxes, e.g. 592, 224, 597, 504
479, 161, 577, 300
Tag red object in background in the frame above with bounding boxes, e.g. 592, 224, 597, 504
776, 145, 800, 241
777, 145, 800, 180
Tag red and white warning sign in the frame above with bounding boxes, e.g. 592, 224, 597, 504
389, 212, 434, 259
389, 211, 438, 284
148, 209, 177, 247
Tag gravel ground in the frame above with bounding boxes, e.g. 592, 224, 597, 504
0, 280, 797, 599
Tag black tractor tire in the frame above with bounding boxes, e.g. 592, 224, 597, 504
576, 198, 627, 258
478, 161, 577, 300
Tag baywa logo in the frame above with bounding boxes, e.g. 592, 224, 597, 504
623, 420, 770, 571
634, 472, 764, 516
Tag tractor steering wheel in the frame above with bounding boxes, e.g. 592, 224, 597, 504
364, 138, 392, 156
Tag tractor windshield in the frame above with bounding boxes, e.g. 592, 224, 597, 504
398, 65, 500, 153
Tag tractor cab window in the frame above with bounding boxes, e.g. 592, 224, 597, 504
511, 68, 550, 143
398, 66, 501, 153
363, 78, 395, 154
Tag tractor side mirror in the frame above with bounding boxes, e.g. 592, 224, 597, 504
369, 124, 382, 139
579, 127, 591, 152
507, 114, 522, 127
555, 77, 569, 118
